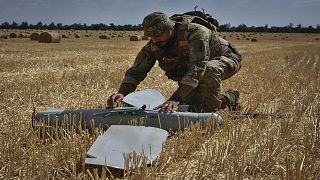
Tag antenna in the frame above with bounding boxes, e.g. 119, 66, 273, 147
31, 96, 36, 128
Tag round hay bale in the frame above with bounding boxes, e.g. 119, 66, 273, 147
251, 38, 258, 42
30, 32, 39, 41
99, 35, 110, 39
0, 34, 9, 39
142, 35, 149, 40
38, 32, 61, 43
75, 33, 81, 38
130, 35, 141, 41
62, 34, 69, 38
9, 32, 18, 38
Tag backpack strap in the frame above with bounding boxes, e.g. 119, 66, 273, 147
176, 22, 189, 50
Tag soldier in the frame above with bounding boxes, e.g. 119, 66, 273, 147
107, 12, 241, 113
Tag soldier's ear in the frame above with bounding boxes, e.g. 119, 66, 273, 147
169, 30, 174, 36
166, 30, 173, 39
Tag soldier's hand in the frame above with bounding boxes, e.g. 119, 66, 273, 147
155, 100, 180, 113
107, 93, 124, 108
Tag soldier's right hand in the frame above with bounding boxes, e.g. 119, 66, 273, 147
107, 93, 124, 108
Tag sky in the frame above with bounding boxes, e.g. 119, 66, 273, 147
0, 0, 319, 27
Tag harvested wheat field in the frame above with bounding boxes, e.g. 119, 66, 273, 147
0, 30, 320, 179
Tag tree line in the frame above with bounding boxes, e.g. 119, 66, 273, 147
0, 22, 142, 31
219, 23, 320, 33
1, 21, 319, 33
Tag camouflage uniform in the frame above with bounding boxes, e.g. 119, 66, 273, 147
122, 12, 241, 112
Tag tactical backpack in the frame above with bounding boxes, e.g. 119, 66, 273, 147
169, 10, 219, 33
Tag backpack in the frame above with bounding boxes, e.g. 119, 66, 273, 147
169, 10, 219, 32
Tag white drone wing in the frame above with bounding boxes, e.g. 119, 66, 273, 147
85, 125, 168, 169
123, 89, 166, 110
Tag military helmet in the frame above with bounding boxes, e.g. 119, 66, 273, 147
142, 12, 175, 36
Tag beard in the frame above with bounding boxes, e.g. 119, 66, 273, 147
155, 41, 167, 47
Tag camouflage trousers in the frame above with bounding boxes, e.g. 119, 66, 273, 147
183, 55, 241, 112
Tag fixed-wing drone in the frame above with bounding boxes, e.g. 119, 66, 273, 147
32, 89, 223, 169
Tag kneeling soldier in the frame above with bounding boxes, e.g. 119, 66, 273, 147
108, 12, 241, 112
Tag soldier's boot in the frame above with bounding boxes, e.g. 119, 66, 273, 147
219, 89, 240, 111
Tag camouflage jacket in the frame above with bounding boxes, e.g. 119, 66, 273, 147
122, 23, 241, 88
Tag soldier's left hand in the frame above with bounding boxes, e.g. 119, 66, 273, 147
155, 100, 180, 112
